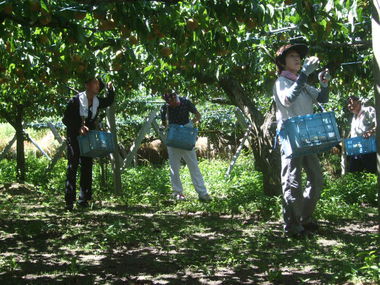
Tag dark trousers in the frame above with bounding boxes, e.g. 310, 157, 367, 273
348, 153, 377, 174
65, 136, 93, 206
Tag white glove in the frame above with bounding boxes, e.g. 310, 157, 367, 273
301, 56, 319, 76
318, 69, 331, 88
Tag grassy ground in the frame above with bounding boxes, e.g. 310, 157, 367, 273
0, 156, 379, 284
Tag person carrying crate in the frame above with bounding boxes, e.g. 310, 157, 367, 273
62, 77, 115, 211
161, 92, 211, 202
273, 43, 331, 238
346, 96, 377, 173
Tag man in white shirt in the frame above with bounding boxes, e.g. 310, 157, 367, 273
347, 96, 376, 173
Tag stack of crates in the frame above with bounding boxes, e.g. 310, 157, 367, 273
77, 130, 115, 158
344, 136, 376, 156
280, 112, 341, 158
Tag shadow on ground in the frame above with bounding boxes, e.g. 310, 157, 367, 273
0, 184, 378, 284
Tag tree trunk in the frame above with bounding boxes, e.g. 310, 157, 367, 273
371, 0, 380, 226
219, 77, 281, 196
106, 105, 122, 195
15, 104, 26, 182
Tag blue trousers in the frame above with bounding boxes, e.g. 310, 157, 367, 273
65, 136, 93, 206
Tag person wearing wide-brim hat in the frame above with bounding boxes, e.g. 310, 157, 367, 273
273, 43, 332, 238
62, 76, 115, 211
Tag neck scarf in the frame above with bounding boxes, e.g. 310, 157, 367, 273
79, 91, 99, 119
280, 70, 298, 82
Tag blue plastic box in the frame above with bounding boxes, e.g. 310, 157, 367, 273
166, 124, 198, 150
77, 130, 115, 158
344, 136, 376, 156
280, 112, 341, 158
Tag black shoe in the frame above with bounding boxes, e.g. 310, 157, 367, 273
65, 204, 74, 212
303, 222, 319, 232
77, 201, 89, 208
285, 229, 312, 239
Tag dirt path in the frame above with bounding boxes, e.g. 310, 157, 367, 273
0, 183, 378, 284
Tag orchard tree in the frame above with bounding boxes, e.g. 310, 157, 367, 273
0, 0, 373, 194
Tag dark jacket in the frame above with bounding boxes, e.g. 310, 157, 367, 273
62, 89, 115, 138
160, 97, 197, 125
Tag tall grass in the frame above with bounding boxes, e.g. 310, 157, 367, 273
0, 149, 377, 222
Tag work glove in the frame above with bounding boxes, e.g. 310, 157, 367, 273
301, 56, 319, 76
107, 81, 114, 91
318, 69, 331, 88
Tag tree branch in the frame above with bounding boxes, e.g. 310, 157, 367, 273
0, 107, 15, 128
209, 98, 233, 105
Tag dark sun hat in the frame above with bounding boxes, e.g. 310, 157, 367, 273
275, 43, 308, 65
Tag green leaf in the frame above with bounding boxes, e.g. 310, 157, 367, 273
144, 65, 154, 73
40, 0, 49, 12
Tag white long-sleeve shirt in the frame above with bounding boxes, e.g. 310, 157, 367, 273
350, 105, 376, 137
273, 75, 321, 122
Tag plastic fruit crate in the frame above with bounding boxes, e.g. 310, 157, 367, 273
166, 124, 198, 150
280, 112, 341, 158
344, 136, 376, 156
77, 130, 115, 158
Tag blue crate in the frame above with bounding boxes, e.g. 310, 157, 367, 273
77, 130, 115, 158
344, 136, 376, 156
280, 112, 341, 158
166, 124, 198, 150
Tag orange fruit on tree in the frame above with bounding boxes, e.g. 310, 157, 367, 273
216, 49, 229, 56
155, 31, 165, 39
93, 11, 106, 20
120, 26, 131, 37
160, 47, 172, 57
38, 35, 49, 45
1, 3, 13, 15
326, 22, 332, 35
77, 64, 86, 73
74, 11, 86, 20
236, 16, 245, 23
28, 0, 41, 12
99, 19, 116, 31
129, 35, 138, 45
245, 18, 257, 31
15, 68, 24, 77
146, 32, 156, 41
279, 34, 287, 41
186, 18, 199, 31
71, 54, 82, 63
112, 62, 122, 71
39, 13, 52, 25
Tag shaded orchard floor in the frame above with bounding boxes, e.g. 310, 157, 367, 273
0, 183, 378, 284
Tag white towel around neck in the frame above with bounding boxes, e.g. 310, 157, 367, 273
79, 91, 99, 119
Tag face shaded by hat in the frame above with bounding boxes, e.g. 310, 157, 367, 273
347, 95, 361, 115
162, 92, 180, 107
85, 77, 105, 93
275, 43, 308, 74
